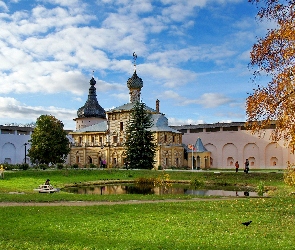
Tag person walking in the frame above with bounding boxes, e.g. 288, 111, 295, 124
244, 159, 249, 173
235, 161, 239, 173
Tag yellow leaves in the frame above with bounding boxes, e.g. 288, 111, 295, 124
247, 2, 295, 148
284, 162, 295, 186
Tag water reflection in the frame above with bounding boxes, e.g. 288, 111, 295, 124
63, 185, 262, 197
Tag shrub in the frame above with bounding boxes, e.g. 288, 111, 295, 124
135, 177, 155, 185
284, 162, 295, 187
89, 163, 97, 168
20, 163, 30, 170
72, 163, 79, 169
257, 181, 265, 196
190, 178, 203, 187
39, 164, 48, 170
56, 163, 64, 169
154, 173, 172, 187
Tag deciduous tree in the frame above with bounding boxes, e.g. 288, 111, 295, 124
125, 102, 156, 169
28, 115, 70, 165
246, 0, 295, 149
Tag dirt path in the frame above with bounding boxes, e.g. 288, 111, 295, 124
0, 197, 238, 207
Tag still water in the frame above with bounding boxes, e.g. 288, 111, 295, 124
62, 185, 261, 197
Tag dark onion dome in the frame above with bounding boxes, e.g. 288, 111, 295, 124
77, 77, 106, 118
127, 70, 143, 89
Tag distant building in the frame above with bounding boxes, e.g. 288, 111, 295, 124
171, 122, 295, 169
0, 125, 33, 164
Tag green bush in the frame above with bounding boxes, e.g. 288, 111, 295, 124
39, 164, 48, 170
257, 181, 265, 196
56, 163, 64, 169
88, 163, 97, 168
71, 163, 79, 169
190, 178, 203, 187
20, 163, 29, 170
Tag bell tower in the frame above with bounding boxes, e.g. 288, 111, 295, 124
74, 76, 106, 130
127, 52, 143, 103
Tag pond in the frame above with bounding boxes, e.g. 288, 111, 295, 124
62, 184, 264, 197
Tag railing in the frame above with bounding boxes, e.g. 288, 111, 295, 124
70, 142, 125, 148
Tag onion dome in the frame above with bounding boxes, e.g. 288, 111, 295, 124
77, 77, 106, 118
127, 71, 143, 103
127, 70, 143, 90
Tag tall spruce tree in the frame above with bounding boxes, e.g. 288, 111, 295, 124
125, 102, 156, 169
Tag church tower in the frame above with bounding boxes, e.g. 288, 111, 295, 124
74, 77, 106, 130
127, 52, 143, 103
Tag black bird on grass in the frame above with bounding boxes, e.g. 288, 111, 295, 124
242, 221, 252, 226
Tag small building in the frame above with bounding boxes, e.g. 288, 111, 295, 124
187, 138, 211, 170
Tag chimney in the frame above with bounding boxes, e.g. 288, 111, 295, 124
156, 99, 160, 113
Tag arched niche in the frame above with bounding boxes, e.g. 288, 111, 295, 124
222, 143, 238, 168
2, 143, 16, 164
243, 143, 259, 169
265, 142, 282, 168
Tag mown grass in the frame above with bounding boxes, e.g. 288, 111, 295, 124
0, 197, 294, 249
1, 169, 294, 249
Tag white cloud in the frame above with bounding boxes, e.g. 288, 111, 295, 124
0, 97, 76, 121
140, 63, 197, 88
110, 93, 129, 102
168, 117, 205, 126
196, 93, 232, 108
160, 90, 233, 108
0, 1, 8, 12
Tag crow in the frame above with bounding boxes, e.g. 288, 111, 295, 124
242, 221, 252, 226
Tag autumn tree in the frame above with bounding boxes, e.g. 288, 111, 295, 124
125, 102, 156, 169
28, 115, 70, 165
246, 0, 295, 149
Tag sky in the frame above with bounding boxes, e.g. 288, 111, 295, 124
0, 0, 270, 130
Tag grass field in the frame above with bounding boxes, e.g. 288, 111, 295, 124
0, 169, 294, 249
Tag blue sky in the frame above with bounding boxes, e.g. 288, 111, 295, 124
0, 0, 269, 130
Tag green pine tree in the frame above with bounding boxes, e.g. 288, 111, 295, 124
125, 102, 156, 169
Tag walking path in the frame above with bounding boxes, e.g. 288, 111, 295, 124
0, 197, 238, 207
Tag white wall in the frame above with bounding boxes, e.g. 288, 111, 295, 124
0, 134, 31, 164
182, 128, 295, 169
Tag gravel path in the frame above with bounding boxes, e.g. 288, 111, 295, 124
0, 197, 235, 207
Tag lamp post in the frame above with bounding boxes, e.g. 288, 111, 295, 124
24, 143, 28, 164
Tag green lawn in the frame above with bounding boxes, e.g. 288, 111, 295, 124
0, 198, 294, 249
0, 169, 294, 249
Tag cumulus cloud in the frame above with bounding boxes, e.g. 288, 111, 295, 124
167, 117, 205, 126
196, 93, 232, 108
0, 1, 8, 12
160, 90, 233, 108
0, 97, 76, 124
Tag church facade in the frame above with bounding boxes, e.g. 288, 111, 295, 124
69, 70, 184, 169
